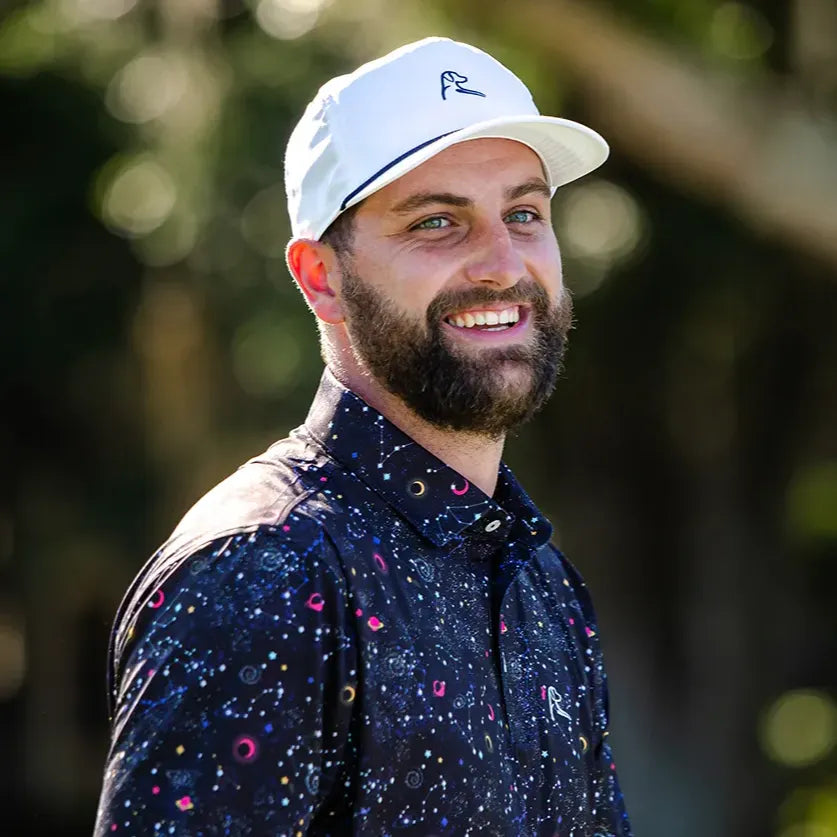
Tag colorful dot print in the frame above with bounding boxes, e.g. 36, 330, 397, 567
94, 371, 631, 836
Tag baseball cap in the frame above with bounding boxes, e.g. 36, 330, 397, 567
284, 36, 609, 241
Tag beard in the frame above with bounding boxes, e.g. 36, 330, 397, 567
338, 264, 573, 439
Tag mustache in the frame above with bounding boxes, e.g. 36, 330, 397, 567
426, 280, 554, 325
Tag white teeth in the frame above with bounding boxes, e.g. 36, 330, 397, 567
447, 306, 520, 328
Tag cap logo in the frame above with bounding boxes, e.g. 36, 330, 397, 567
440, 70, 486, 101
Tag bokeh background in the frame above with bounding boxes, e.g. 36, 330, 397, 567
2, 0, 836, 834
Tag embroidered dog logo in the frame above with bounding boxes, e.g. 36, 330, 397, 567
440, 70, 486, 100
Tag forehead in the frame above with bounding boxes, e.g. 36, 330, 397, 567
358, 138, 548, 214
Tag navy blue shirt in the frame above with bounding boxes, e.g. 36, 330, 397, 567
95, 370, 631, 836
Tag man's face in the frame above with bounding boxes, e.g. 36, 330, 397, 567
335, 138, 572, 438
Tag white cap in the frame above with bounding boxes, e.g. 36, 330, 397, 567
284, 36, 609, 241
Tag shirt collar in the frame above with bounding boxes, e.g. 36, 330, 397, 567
303, 369, 553, 549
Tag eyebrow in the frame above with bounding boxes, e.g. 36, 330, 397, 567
390, 192, 471, 214
390, 177, 551, 215
505, 178, 551, 202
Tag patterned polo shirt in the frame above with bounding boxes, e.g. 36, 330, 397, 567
94, 369, 631, 836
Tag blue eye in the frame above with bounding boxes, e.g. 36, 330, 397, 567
413, 216, 451, 230
506, 209, 539, 224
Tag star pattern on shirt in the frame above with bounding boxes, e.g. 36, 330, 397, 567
95, 370, 631, 837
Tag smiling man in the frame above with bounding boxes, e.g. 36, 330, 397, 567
95, 37, 632, 837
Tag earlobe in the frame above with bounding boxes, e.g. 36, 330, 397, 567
286, 239, 345, 324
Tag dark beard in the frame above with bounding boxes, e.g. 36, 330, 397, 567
339, 267, 573, 438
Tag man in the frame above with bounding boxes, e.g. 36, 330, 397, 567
95, 37, 631, 836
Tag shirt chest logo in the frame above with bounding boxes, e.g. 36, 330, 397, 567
542, 684, 572, 724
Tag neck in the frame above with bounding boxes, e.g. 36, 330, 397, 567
327, 363, 505, 497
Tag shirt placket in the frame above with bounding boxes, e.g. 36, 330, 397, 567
467, 518, 531, 829
495, 533, 562, 834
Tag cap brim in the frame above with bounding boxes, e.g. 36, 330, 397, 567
315, 115, 609, 239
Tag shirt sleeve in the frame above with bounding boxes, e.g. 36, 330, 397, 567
588, 675, 632, 835
562, 554, 633, 836
94, 520, 358, 837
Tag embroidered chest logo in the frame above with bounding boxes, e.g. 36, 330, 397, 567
440, 70, 486, 100
543, 684, 572, 724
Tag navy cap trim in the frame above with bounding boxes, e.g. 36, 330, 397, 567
339, 129, 459, 211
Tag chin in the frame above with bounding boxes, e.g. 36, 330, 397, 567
493, 359, 536, 390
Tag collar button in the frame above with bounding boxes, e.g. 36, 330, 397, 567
484, 519, 502, 533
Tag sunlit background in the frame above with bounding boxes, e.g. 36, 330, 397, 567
1, 1, 836, 835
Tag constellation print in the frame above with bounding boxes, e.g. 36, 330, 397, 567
95, 370, 632, 837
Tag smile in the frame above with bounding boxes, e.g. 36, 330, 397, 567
444, 305, 521, 332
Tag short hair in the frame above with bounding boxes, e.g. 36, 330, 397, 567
319, 204, 358, 256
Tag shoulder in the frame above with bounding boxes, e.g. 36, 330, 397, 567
161, 431, 331, 559
138, 430, 345, 589
143, 520, 349, 622
109, 518, 351, 714
544, 542, 599, 626
107, 432, 353, 709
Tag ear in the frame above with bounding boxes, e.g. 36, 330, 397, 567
286, 238, 345, 325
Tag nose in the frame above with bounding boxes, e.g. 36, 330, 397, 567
463, 222, 526, 290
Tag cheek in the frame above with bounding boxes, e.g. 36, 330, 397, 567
526, 239, 563, 293
359, 253, 451, 315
